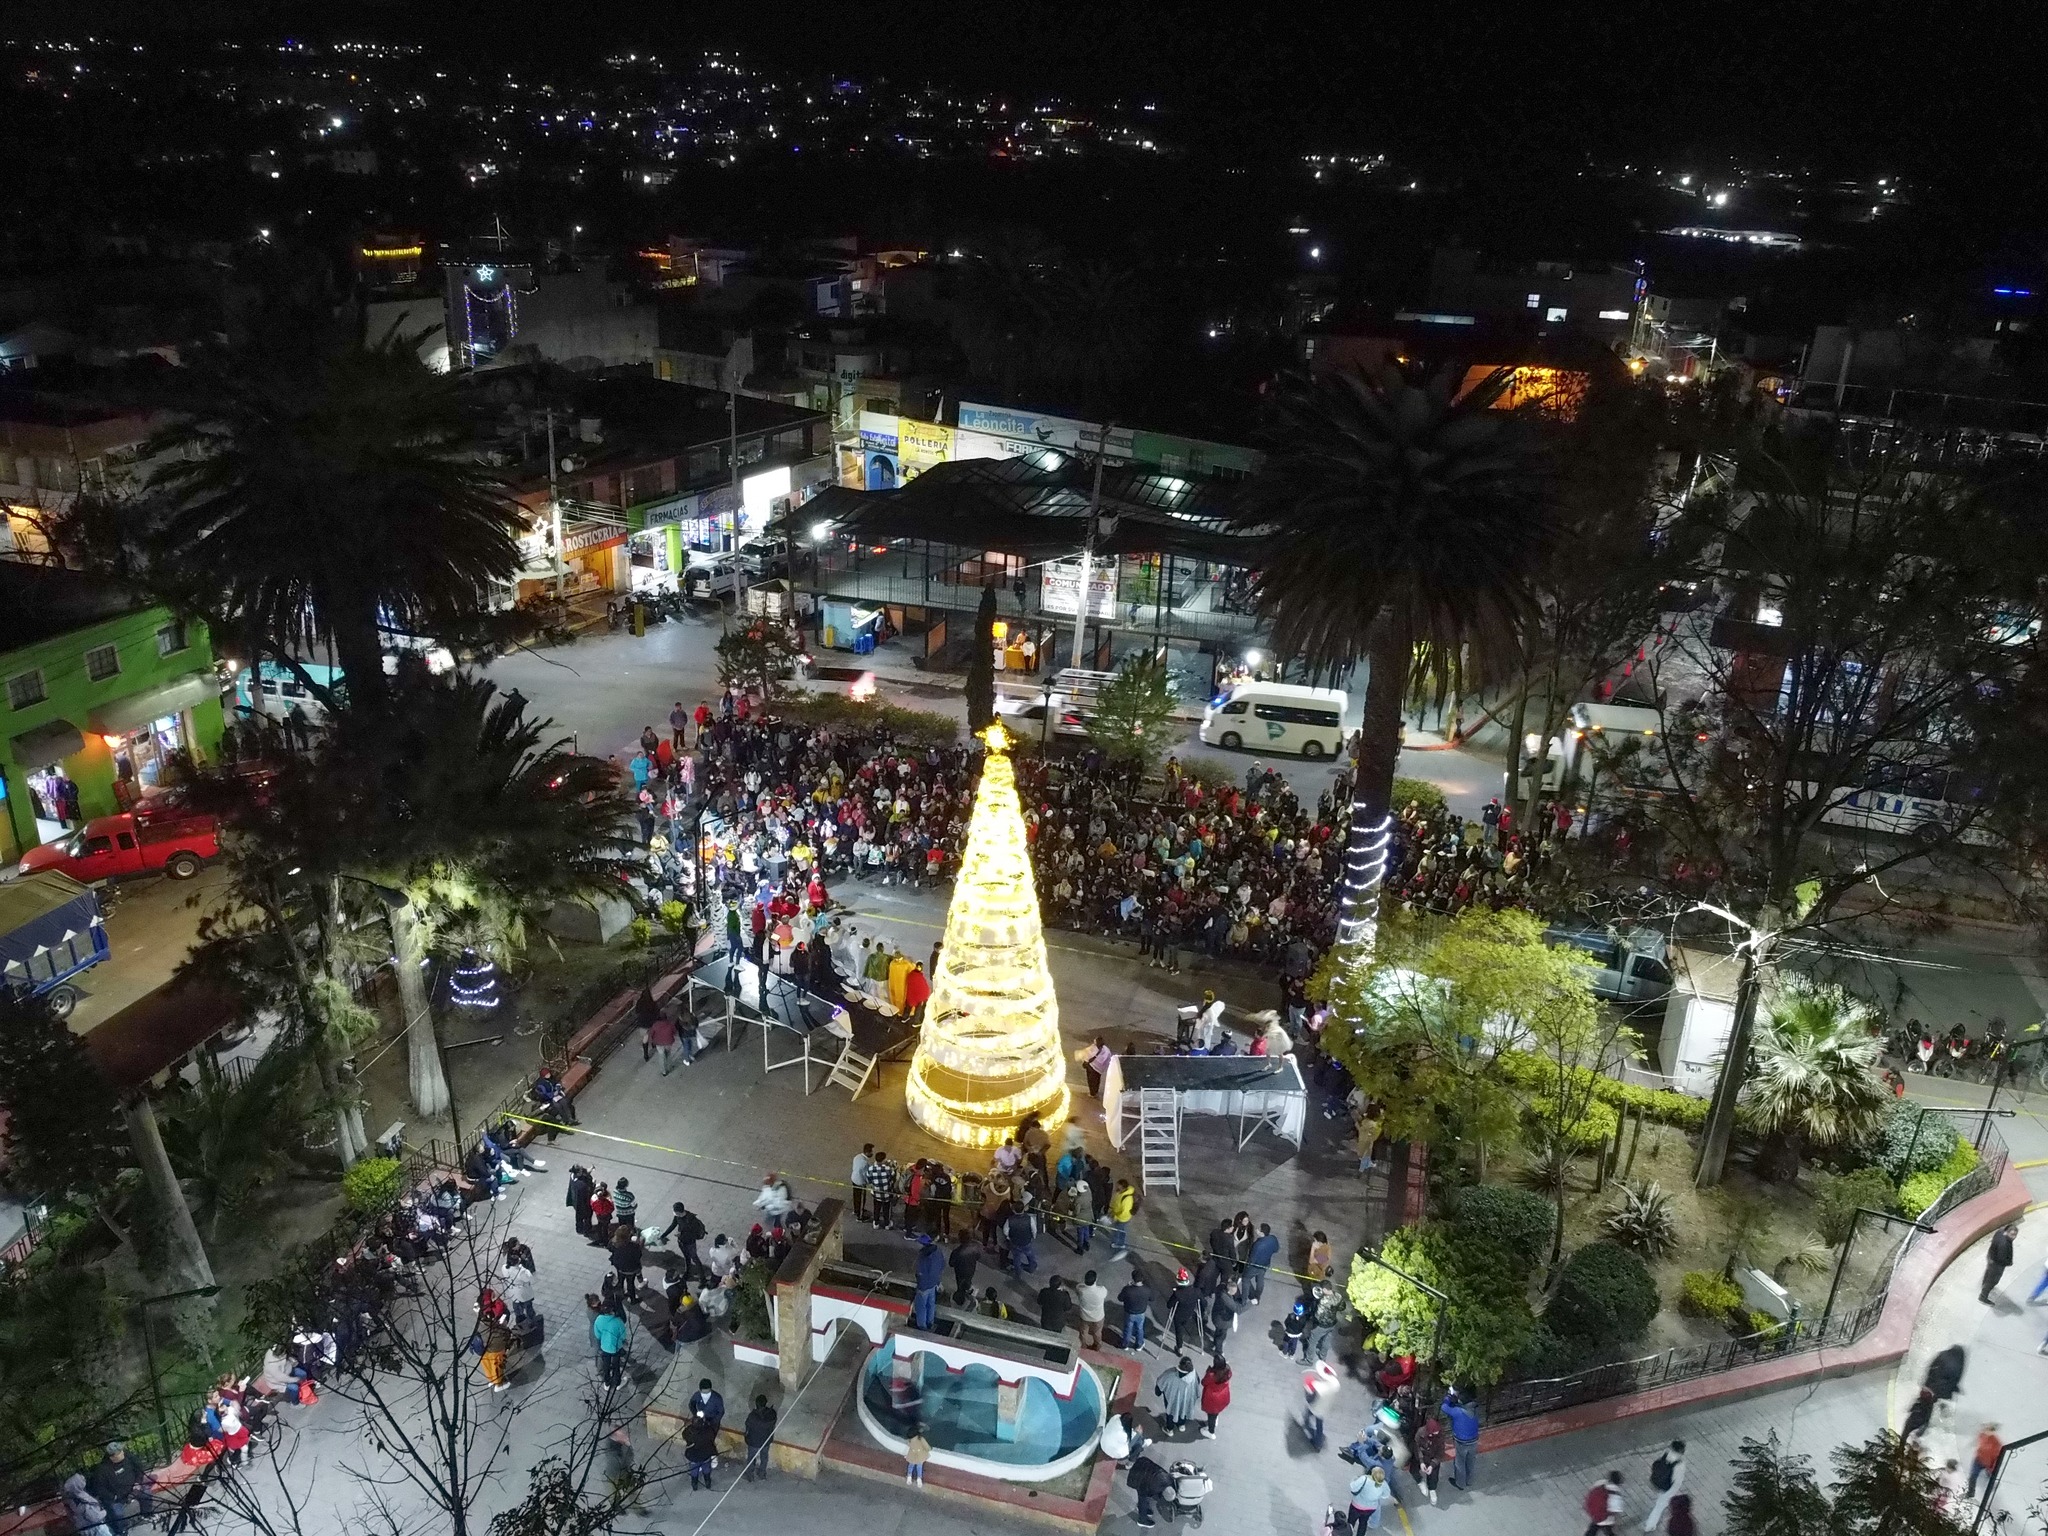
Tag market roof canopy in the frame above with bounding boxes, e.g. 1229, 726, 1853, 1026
796, 456, 1266, 564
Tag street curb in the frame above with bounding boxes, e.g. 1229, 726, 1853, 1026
1475, 1160, 2031, 1451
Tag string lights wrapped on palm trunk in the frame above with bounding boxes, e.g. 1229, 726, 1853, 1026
1334, 794, 1392, 953
905, 723, 1071, 1147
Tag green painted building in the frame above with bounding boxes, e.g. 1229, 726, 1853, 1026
0, 563, 224, 864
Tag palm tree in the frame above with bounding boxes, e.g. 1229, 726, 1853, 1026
138, 319, 523, 709
1744, 978, 1888, 1180
191, 669, 633, 1128
1236, 365, 1556, 955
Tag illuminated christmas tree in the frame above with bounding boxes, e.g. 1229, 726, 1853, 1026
905, 723, 1071, 1147
449, 946, 502, 1010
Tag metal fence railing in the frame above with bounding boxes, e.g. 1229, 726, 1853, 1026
1485, 1121, 2011, 1425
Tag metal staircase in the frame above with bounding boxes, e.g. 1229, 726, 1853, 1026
824, 1039, 881, 1099
1137, 1087, 1181, 1193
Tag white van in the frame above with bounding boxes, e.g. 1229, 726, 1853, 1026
1199, 681, 1349, 759
684, 553, 741, 600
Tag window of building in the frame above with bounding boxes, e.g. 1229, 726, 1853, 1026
6, 668, 46, 710
686, 447, 721, 480
1526, 293, 1541, 309
1546, 306, 1569, 323
85, 643, 121, 682
156, 620, 189, 656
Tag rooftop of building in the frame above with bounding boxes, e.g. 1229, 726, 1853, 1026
0, 560, 155, 653
475, 366, 828, 487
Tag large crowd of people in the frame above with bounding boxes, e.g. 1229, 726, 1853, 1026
621, 693, 1372, 988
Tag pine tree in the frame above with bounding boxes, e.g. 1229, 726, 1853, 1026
1723, 1433, 1834, 1536
905, 723, 1070, 1146
1830, 1431, 1959, 1536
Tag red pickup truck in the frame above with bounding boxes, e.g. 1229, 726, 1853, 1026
15, 809, 220, 883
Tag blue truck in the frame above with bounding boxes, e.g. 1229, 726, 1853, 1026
0, 871, 109, 1020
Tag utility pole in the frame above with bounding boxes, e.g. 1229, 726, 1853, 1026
546, 408, 565, 601
1693, 903, 1779, 1187
728, 344, 747, 616
1070, 421, 1114, 671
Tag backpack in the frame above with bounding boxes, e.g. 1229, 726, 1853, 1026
1585, 1485, 1611, 1522
1651, 1455, 1674, 1492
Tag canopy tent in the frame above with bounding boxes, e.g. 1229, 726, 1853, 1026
1103, 1052, 1307, 1151
794, 455, 1265, 566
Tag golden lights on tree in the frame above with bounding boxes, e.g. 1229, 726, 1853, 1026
904, 722, 1072, 1147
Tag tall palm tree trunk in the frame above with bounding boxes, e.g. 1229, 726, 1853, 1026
392, 899, 450, 1122
122, 1094, 215, 1290
1335, 615, 1410, 954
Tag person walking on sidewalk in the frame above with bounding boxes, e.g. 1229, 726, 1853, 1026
1108, 1179, 1136, 1256
1077, 1270, 1109, 1349
1413, 1411, 1447, 1506
949, 1234, 982, 1306
913, 1234, 945, 1330
1303, 1360, 1340, 1450
1199, 1357, 1232, 1438
1119, 1273, 1156, 1349
1442, 1389, 1481, 1490
592, 1305, 629, 1387
1969, 1424, 2004, 1500
1643, 1441, 1685, 1531
1584, 1472, 1626, 1536
743, 1396, 776, 1482
647, 1010, 680, 1074
1244, 1223, 1280, 1304
1347, 1466, 1389, 1531
1982, 1224, 2017, 1304
851, 1144, 873, 1224
904, 1426, 931, 1488
1154, 1356, 1201, 1434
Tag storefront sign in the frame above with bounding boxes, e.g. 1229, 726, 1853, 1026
1039, 557, 1120, 619
898, 418, 953, 477
857, 410, 899, 451
563, 522, 627, 555
957, 403, 1135, 460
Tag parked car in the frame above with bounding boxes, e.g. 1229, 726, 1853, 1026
15, 809, 220, 884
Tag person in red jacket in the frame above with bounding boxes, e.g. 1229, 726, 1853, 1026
1200, 1357, 1232, 1438
903, 963, 932, 1021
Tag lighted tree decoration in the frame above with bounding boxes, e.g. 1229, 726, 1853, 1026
905, 723, 1071, 1146
448, 946, 502, 1010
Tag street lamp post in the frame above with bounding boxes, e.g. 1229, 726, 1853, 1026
138, 1284, 222, 1459
1356, 1245, 1452, 1386
1819, 1207, 1934, 1334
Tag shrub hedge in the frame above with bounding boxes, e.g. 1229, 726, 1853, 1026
1678, 1269, 1745, 1321
341, 1156, 404, 1215
1897, 1140, 1981, 1219
1814, 1167, 1897, 1246
1449, 1184, 1557, 1268
1347, 1224, 1535, 1388
1547, 1240, 1661, 1346
1390, 776, 1449, 817
1499, 1051, 1709, 1132
1857, 1100, 1964, 1181
1526, 1093, 1620, 1151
